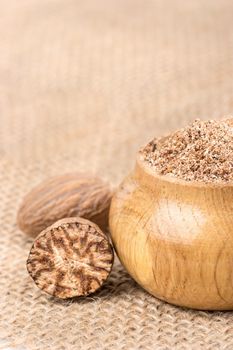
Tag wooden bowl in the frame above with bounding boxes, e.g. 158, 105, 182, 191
109, 152, 233, 310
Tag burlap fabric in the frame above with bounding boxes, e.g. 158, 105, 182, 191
1, 0, 233, 349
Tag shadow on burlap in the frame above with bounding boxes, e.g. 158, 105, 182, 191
1, 0, 233, 349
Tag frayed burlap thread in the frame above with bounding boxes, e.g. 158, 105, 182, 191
1, 0, 233, 349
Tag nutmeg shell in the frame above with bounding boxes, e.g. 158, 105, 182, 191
18, 173, 112, 237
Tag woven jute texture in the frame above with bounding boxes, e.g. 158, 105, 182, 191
1, 0, 233, 349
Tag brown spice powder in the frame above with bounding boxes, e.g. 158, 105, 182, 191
141, 118, 233, 183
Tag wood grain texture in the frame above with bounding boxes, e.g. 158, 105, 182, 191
18, 173, 112, 237
27, 217, 114, 299
109, 153, 233, 310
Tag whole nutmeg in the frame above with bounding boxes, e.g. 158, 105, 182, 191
18, 173, 113, 237
27, 217, 114, 299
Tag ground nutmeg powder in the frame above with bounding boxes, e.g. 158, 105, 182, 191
141, 118, 233, 183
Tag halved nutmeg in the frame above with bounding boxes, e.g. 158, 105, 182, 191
27, 217, 114, 299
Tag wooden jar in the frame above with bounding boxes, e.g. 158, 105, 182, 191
109, 153, 233, 310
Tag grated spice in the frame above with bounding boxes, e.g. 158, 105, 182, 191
141, 119, 233, 183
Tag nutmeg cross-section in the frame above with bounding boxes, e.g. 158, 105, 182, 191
27, 217, 114, 299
